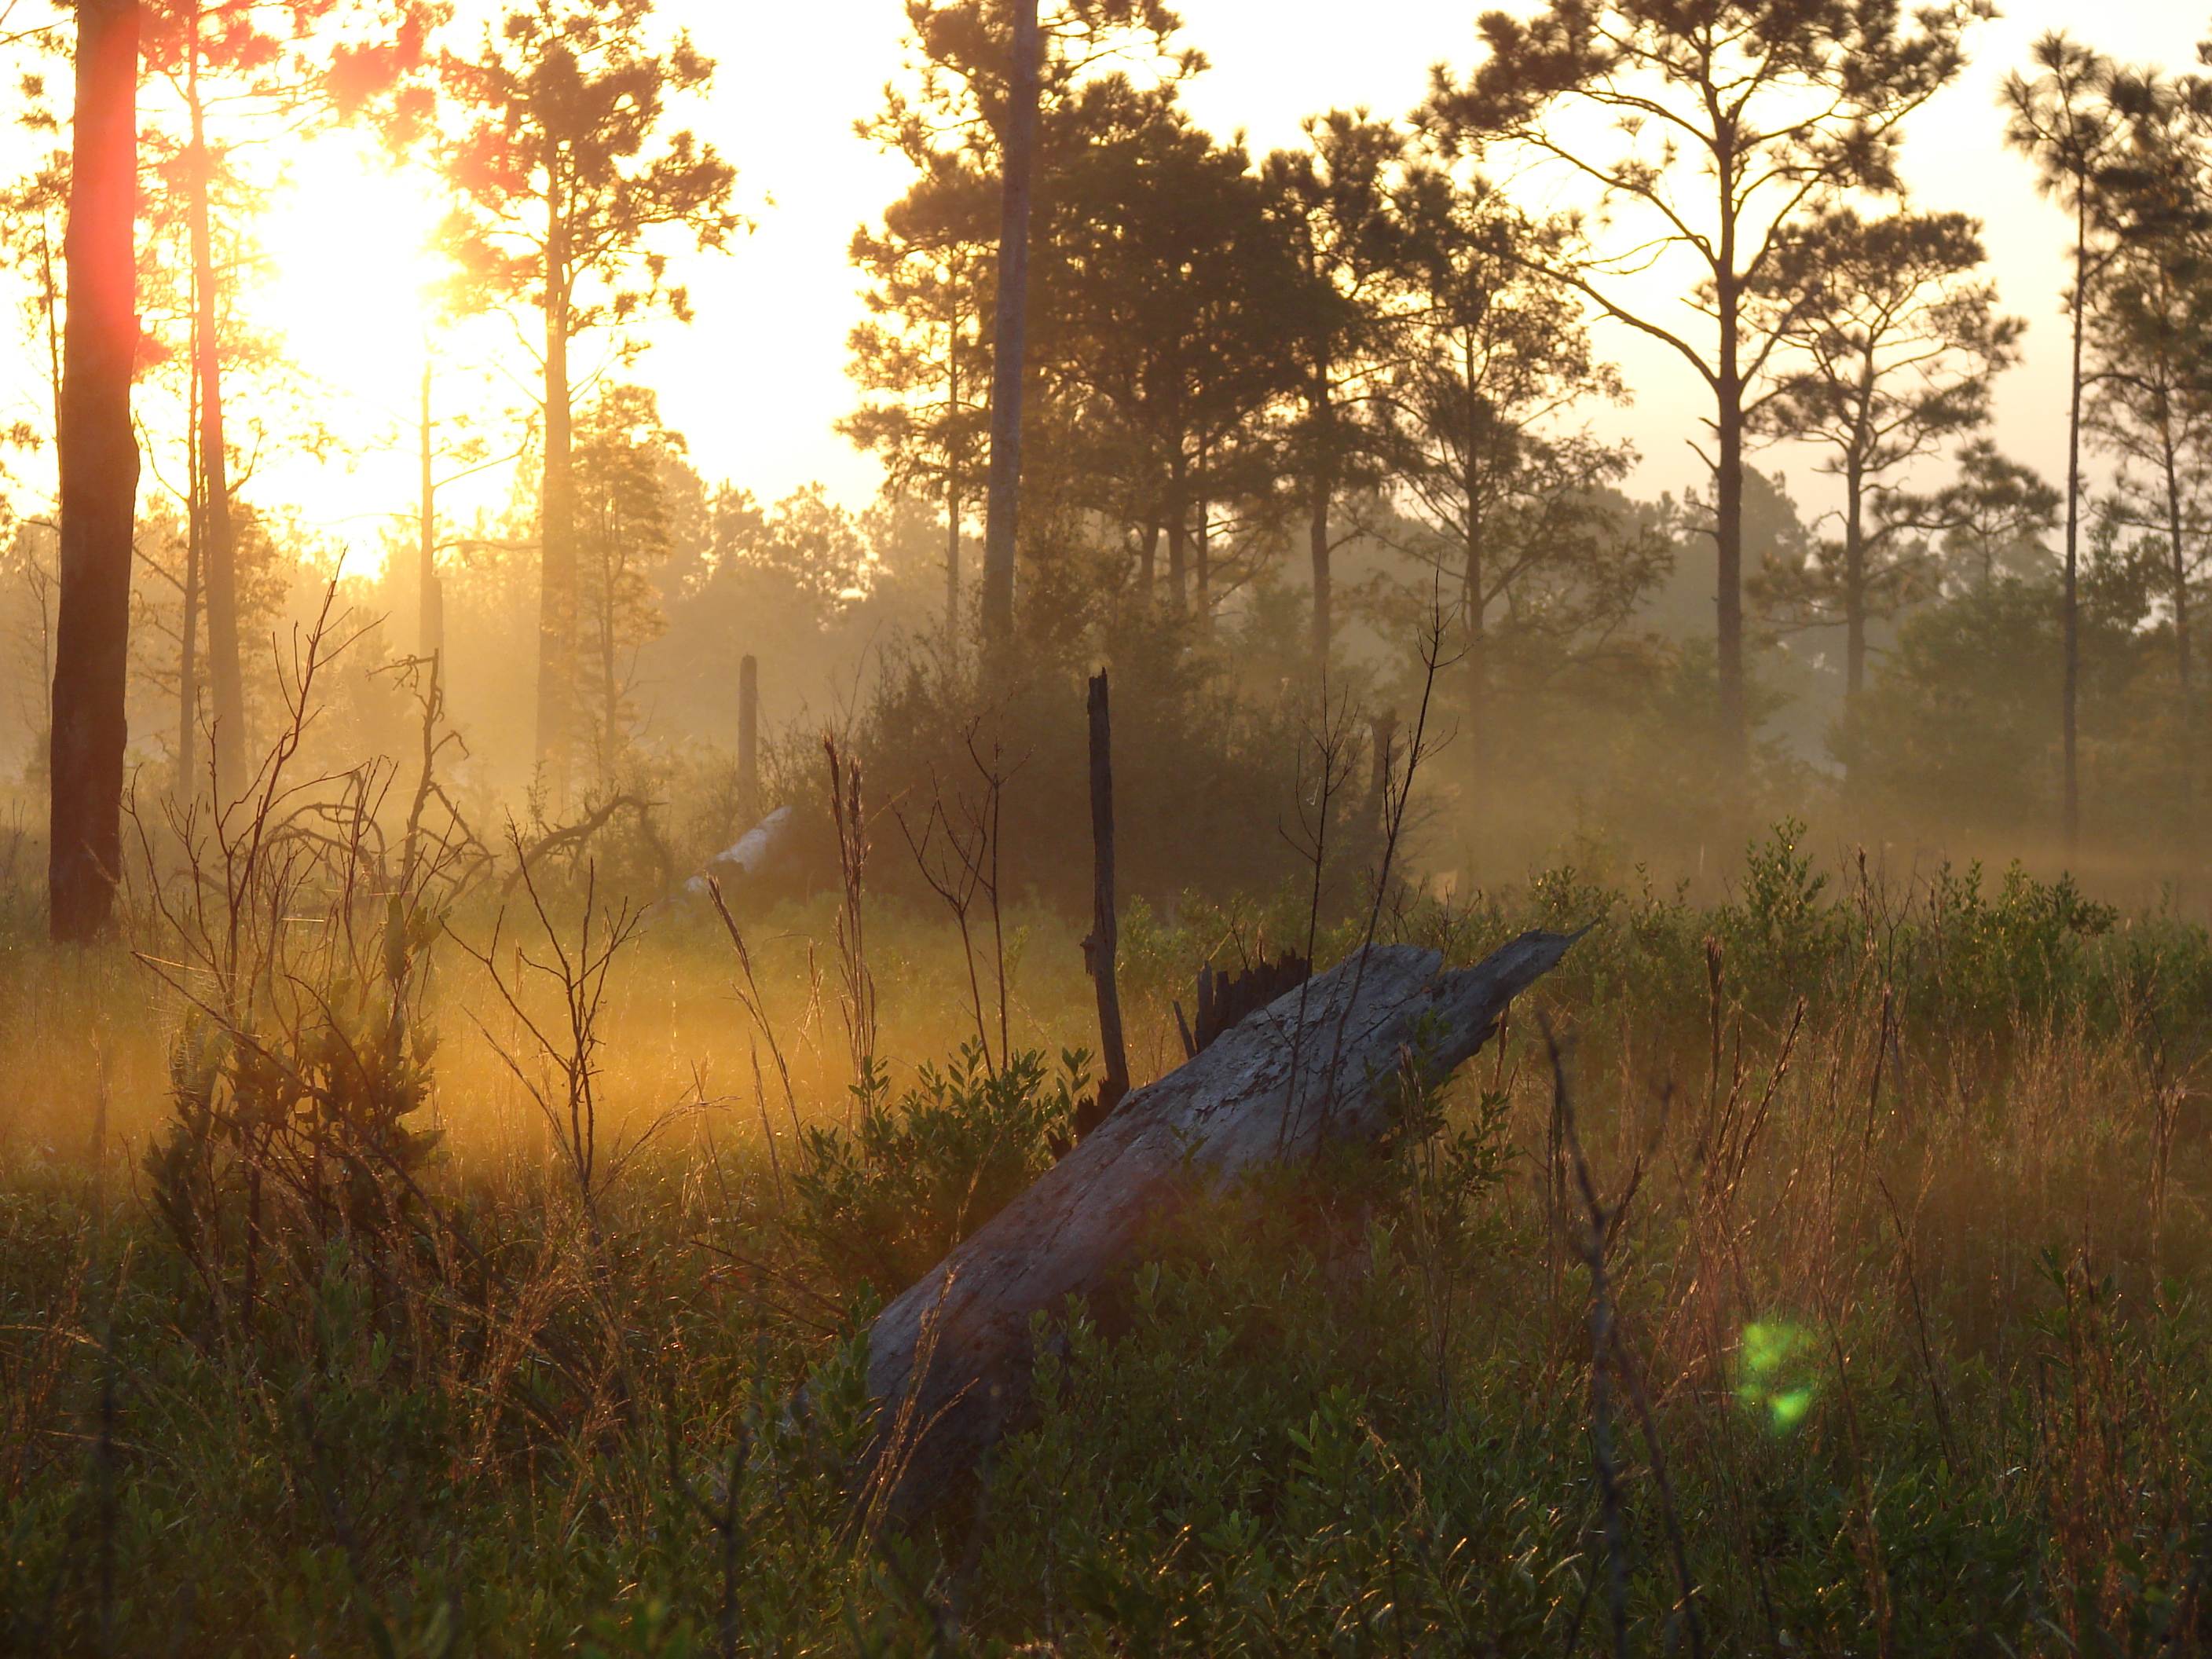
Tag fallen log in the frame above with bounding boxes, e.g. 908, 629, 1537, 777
862, 928, 1579, 1520
643, 804, 797, 923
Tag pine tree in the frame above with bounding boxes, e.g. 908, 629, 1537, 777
439, 0, 738, 808
1378, 167, 1646, 731
1424, 0, 1985, 779
138, 0, 436, 800
1031, 82, 1322, 621
2003, 31, 2127, 857
1262, 111, 1401, 664
1918, 440, 2063, 591
49, 0, 141, 942
1747, 208, 2022, 700
853, 0, 1196, 643
840, 152, 996, 646
978, 0, 1040, 645
2084, 68, 2212, 696
573, 382, 678, 784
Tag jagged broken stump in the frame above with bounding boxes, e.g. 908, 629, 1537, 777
863, 930, 1579, 1516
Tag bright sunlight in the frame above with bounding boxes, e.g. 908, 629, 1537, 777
253, 132, 448, 410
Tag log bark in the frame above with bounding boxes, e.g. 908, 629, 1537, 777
644, 803, 795, 923
862, 928, 1578, 1518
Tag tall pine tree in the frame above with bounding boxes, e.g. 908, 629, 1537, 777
440, 0, 736, 808
49, 0, 141, 941
1747, 208, 2021, 700
1424, 0, 1983, 780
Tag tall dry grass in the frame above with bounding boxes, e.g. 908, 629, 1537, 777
2, 749, 2210, 1651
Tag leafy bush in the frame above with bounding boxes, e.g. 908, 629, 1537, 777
789, 1042, 1091, 1295
815, 614, 1392, 917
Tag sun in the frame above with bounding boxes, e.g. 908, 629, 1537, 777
240, 129, 521, 571
249, 130, 455, 413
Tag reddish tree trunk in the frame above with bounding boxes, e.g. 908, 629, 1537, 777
49, 0, 141, 942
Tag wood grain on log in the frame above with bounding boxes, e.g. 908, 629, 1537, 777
862, 929, 1578, 1517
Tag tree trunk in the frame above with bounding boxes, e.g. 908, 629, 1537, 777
49, 0, 140, 943
178, 370, 201, 797
536, 181, 577, 810
2161, 405, 2190, 696
1164, 454, 1188, 613
1844, 455, 1866, 700
1308, 364, 1333, 665
1137, 519, 1159, 595
1368, 709, 1398, 841
600, 530, 621, 781
860, 930, 1578, 1519
977, 0, 1039, 645
2062, 214, 2086, 859
737, 654, 758, 823
1192, 493, 1210, 632
187, 17, 244, 800
1715, 273, 1747, 778
943, 474, 960, 648
1308, 485, 1330, 664
1462, 363, 1486, 740
419, 359, 442, 661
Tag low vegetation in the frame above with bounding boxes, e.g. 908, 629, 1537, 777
5, 815, 2210, 1655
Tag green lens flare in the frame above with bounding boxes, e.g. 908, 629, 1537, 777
1735, 1320, 1818, 1433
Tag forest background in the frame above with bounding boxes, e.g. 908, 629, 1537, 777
6, 0, 2212, 899
17, 0, 2212, 1651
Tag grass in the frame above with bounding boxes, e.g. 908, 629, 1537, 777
5, 822, 2212, 1655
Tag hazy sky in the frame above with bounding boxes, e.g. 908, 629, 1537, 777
9, 0, 2212, 563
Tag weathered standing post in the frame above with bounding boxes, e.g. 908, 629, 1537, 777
1367, 708, 1399, 843
737, 653, 759, 823
1084, 671, 1130, 1116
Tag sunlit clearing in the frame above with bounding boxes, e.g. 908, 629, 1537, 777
1735, 1320, 1818, 1434
251, 131, 451, 416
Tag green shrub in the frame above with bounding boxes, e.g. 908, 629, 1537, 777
789, 1043, 1091, 1296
